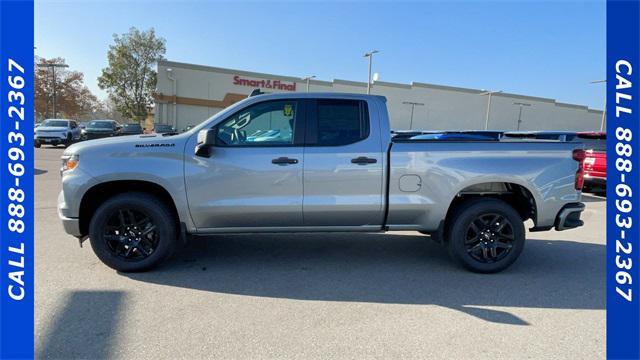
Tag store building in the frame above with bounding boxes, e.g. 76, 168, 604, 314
155, 60, 604, 132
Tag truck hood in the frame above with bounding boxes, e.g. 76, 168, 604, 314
65, 133, 189, 156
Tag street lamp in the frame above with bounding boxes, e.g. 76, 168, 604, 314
364, 50, 379, 95
36, 62, 69, 118
166, 68, 177, 128
479, 89, 502, 130
402, 101, 425, 129
590, 79, 606, 131
513, 102, 531, 130
302, 75, 316, 92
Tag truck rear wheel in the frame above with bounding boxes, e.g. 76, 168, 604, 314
446, 198, 525, 273
88, 192, 177, 272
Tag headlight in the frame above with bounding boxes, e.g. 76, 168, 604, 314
61, 154, 79, 173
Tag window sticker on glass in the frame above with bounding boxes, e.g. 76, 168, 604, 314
283, 104, 294, 117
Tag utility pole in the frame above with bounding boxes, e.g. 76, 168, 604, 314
590, 80, 606, 131
364, 50, 379, 94
513, 102, 531, 130
402, 101, 425, 129
479, 90, 502, 130
37, 62, 69, 118
302, 75, 316, 92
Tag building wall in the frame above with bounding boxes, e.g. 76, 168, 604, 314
155, 60, 604, 132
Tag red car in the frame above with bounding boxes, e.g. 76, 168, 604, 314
577, 132, 606, 192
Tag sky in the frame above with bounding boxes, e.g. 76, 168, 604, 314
35, 0, 605, 109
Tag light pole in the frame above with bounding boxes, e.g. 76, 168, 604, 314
364, 50, 379, 94
590, 79, 606, 131
513, 102, 531, 130
479, 89, 502, 130
302, 75, 316, 92
166, 68, 177, 128
402, 101, 425, 129
36, 62, 69, 118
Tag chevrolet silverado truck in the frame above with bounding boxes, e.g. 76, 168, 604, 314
58, 93, 586, 273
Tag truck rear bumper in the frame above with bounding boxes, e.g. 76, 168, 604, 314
554, 203, 585, 231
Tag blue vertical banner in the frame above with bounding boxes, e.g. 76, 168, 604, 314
0, 0, 35, 359
607, 0, 640, 359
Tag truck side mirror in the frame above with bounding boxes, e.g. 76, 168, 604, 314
195, 128, 217, 158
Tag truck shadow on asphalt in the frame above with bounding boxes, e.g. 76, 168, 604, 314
37, 291, 126, 359
124, 232, 604, 326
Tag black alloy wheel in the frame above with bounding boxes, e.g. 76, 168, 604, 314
89, 192, 177, 272
447, 198, 525, 273
103, 208, 159, 260
464, 213, 515, 263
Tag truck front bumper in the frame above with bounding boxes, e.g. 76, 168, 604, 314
58, 191, 82, 237
60, 214, 82, 237
554, 202, 585, 231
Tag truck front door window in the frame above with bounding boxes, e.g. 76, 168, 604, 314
217, 100, 297, 146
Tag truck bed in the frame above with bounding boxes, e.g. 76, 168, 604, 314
385, 139, 582, 231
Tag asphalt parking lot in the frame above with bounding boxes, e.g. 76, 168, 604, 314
35, 146, 605, 359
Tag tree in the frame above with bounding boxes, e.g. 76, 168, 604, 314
98, 27, 166, 122
35, 56, 101, 120
92, 98, 126, 122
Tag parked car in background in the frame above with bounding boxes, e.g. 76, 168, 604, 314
81, 120, 121, 140
152, 123, 177, 135
577, 132, 606, 192
120, 123, 144, 136
34, 119, 81, 148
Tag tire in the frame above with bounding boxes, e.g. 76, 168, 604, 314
64, 133, 73, 148
34, 141, 41, 148
89, 192, 178, 272
446, 198, 525, 273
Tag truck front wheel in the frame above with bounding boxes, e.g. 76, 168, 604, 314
88, 192, 177, 272
447, 198, 525, 273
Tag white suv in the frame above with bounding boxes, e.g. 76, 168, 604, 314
34, 119, 82, 148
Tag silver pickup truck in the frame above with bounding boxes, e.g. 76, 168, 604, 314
58, 93, 585, 273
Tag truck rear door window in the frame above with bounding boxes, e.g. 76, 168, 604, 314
315, 100, 368, 146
